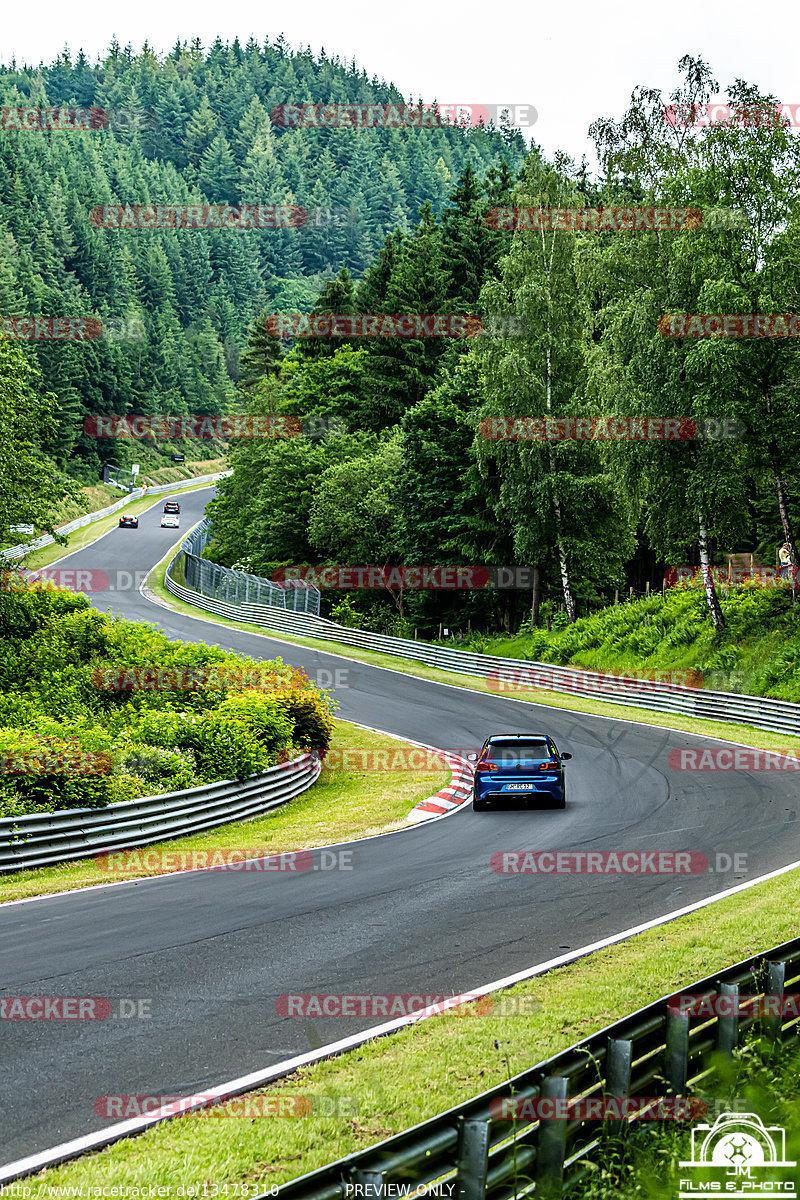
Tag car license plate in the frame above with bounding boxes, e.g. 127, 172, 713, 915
505, 783, 533, 791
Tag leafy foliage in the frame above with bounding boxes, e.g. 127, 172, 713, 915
0, 583, 335, 815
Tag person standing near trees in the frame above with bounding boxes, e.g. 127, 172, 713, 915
778, 541, 791, 581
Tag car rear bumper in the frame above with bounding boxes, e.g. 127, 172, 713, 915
474, 781, 565, 805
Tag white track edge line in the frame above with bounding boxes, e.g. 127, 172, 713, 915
0, 732, 469, 909
3, 850, 800, 1182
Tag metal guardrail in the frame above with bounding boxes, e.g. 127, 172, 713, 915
0, 472, 228, 562
0, 751, 320, 873
178, 522, 321, 616
271, 936, 800, 1198
164, 569, 800, 739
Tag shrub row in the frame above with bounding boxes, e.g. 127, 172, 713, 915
0, 584, 335, 817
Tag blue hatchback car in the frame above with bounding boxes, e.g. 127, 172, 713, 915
469, 734, 571, 811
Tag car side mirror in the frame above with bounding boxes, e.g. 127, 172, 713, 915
560, 752, 572, 761
467, 753, 477, 762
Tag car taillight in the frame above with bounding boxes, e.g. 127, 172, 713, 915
476, 760, 498, 771
539, 760, 560, 771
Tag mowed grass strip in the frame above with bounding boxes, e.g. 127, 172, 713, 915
50, 458, 228, 526
25, 865, 800, 1195
147, 561, 800, 757
0, 720, 452, 903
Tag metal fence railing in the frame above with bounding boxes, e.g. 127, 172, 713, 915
175, 522, 321, 616
270, 936, 800, 1198
164, 571, 800, 740
0, 752, 320, 874
0, 473, 228, 562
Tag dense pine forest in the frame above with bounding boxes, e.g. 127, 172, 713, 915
3, 44, 800, 642
0, 37, 526, 477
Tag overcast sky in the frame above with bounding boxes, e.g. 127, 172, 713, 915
1, 0, 795, 166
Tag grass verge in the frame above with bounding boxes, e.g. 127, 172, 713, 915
53, 483, 127, 525
16, 479, 224, 573
574, 1040, 800, 1197
139, 457, 228, 488
146, 566, 800, 758
22, 862, 800, 1194
0, 719, 450, 904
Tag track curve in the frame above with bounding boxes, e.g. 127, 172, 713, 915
1, 487, 798, 1165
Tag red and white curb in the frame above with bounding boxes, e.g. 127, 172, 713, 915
407, 752, 474, 822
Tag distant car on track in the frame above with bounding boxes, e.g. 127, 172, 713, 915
160, 515, 180, 529
118, 515, 138, 529
469, 733, 571, 811
163, 501, 180, 514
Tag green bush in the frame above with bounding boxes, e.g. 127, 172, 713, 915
179, 711, 272, 781
272, 688, 335, 752
0, 728, 114, 815
329, 595, 366, 628
216, 691, 294, 756
113, 744, 198, 793
0, 582, 336, 817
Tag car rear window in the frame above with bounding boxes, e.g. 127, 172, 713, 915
486, 740, 553, 763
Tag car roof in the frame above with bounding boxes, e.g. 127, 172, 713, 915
486, 733, 551, 742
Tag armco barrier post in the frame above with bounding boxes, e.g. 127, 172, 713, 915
606, 1038, 632, 1136
717, 982, 739, 1056
352, 1170, 385, 1199
456, 1118, 491, 1200
764, 962, 786, 1043
536, 1075, 568, 1192
665, 1009, 689, 1094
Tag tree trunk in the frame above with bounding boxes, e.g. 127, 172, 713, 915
697, 515, 725, 631
531, 563, 541, 627
765, 382, 798, 600
552, 489, 577, 623
547, 442, 576, 623
774, 467, 798, 603
544, 263, 576, 625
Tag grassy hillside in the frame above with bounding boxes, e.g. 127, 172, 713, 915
467, 584, 800, 701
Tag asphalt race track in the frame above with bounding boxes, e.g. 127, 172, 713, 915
1, 487, 798, 1165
